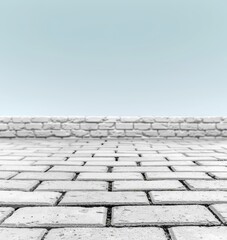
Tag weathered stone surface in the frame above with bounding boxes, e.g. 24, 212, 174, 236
0, 228, 47, 240
49, 166, 107, 172
112, 167, 170, 172
77, 173, 143, 181
36, 181, 108, 191
145, 172, 211, 180
59, 191, 149, 206
0, 191, 61, 206
113, 180, 185, 191
150, 191, 227, 204
45, 227, 167, 240
0, 171, 18, 179
13, 172, 75, 181
170, 226, 227, 240
185, 180, 227, 190
172, 166, 227, 172
112, 205, 220, 226
2, 207, 107, 227
0, 165, 50, 172
0, 180, 39, 191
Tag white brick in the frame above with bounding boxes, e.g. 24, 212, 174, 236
45, 228, 167, 240
16, 130, 34, 137
116, 123, 133, 130
0, 124, 8, 130
43, 123, 61, 130
181, 123, 198, 130
159, 130, 175, 137
0, 207, 14, 224
2, 207, 107, 227
25, 123, 42, 130
134, 123, 151, 130
112, 205, 219, 226
80, 123, 98, 130
90, 130, 108, 137
52, 130, 71, 137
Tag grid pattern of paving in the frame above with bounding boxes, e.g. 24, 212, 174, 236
0, 139, 227, 239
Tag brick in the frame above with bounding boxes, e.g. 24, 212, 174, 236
145, 172, 211, 180
134, 123, 151, 130
116, 123, 133, 130
0, 191, 61, 206
172, 166, 227, 172
0, 171, 18, 180
86, 117, 106, 122
210, 204, 227, 224
140, 161, 195, 166
0, 180, 39, 191
185, 180, 227, 190
113, 180, 185, 191
36, 181, 108, 192
170, 226, 227, 240
180, 123, 198, 130
0, 207, 14, 224
59, 191, 148, 206
159, 130, 175, 137
71, 130, 88, 137
45, 227, 167, 240
112, 205, 219, 226
77, 173, 143, 181
49, 166, 107, 172
142, 130, 158, 137
198, 123, 216, 130
43, 123, 61, 130
13, 172, 75, 181
150, 191, 227, 204
0, 124, 8, 130
31, 117, 50, 122
25, 123, 42, 130
152, 123, 168, 130
203, 117, 222, 123
112, 166, 170, 172
207, 172, 227, 179
0, 165, 50, 172
2, 207, 107, 227
52, 130, 71, 137
0, 228, 47, 240
16, 130, 34, 137
80, 123, 98, 130
98, 123, 114, 130
0, 131, 16, 137
34, 130, 53, 137
85, 161, 137, 166
90, 130, 108, 137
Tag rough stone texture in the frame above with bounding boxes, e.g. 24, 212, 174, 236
1, 117, 227, 138
170, 227, 227, 240
112, 205, 220, 226
0, 207, 14, 224
44, 227, 167, 240
2, 207, 107, 227
145, 172, 211, 180
149, 191, 227, 204
0, 228, 47, 240
0, 191, 61, 206
0, 180, 39, 191
59, 191, 149, 206
77, 173, 143, 181
185, 180, 227, 190
113, 180, 185, 191
36, 181, 108, 192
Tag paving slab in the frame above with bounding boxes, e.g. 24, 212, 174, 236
210, 172, 227, 179
0, 191, 61, 206
44, 227, 167, 240
13, 172, 75, 181
36, 181, 108, 192
112, 205, 220, 226
0, 228, 47, 240
77, 173, 143, 181
0, 180, 39, 191
112, 167, 171, 172
59, 191, 149, 206
170, 226, 227, 240
113, 180, 185, 191
185, 180, 227, 190
2, 207, 107, 227
145, 172, 211, 180
149, 191, 227, 204
172, 166, 227, 172
85, 161, 137, 166
0, 165, 50, 172
140, 161, 196, 166
0, 207, 14, 224
49, 166, 107, 172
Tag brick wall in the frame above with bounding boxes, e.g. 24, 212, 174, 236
0, 117, 227, 138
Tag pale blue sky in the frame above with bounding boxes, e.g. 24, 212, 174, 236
0, 0, 226, 115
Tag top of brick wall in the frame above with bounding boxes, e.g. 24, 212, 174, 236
0, 117, 227, 138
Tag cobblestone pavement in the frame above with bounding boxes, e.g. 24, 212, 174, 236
0, 139, 227, 239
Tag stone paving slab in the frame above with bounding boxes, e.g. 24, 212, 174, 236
59, 191, 149, 206
149, 191, 227, 204
112, 167, 171, 172
2, 207, 107, 227
145, 172, 211, 180
0, 228, 47, 240
169, 226, 227, 240
44, 227, 167, 240
0, 191, 61, 206
185, 180, 227, 190
49, 166, 108, 172
77, 173, 143, 181
0, 165, 50, 172
0, 180, 39, 191
113, 180, 185, 191
112, 205, 220, 226
13, 172, 75, 181
36, 181, 108, 192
